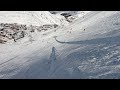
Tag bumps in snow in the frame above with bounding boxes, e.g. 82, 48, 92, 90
37, 24, 58, 32
0, 23, 27, 43
60, 13, 72, 18
60, 13, 77, 22
0, 23, 59, 44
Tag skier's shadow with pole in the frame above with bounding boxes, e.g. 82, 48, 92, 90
48, 46, 57, 77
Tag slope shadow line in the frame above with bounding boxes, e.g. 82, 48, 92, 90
54, 36, 120, 45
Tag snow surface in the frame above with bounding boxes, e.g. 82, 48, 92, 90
0, 11, 69, 26
0, 11, 120, 79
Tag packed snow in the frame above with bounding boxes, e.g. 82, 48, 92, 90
0, 11, 120, 79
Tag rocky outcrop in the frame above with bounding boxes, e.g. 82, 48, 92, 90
0, 23, 59, 44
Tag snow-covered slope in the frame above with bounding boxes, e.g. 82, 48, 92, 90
0, 11, 120, 79
50, 11, 91, 22
0, 11, 68, 26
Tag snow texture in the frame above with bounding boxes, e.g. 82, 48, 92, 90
0, 11, 120, 79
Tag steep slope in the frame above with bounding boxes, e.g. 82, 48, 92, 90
0, 11, 69, 44
0, 11, 68, 26
50, 11, 91, 22
0, 11, 120, 79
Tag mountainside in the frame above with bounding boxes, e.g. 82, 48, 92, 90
50, 11, 91, 22
0, 11, 69, 44
0, 11, 69, 26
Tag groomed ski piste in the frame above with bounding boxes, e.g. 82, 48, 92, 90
0, 11, 120, 79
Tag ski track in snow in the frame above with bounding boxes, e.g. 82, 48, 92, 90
0, 11, 120, 79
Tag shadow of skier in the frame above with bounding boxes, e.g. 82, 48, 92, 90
48, 47, 57, 77
50, 47, 56, 61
